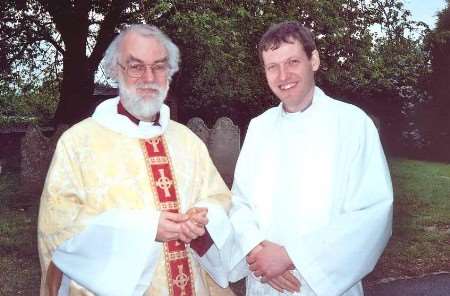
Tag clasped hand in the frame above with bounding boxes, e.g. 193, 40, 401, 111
156, 207, 208, 243
247, 240, 300, 294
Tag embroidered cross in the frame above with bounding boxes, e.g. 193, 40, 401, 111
156, 168, 172, 197
174, 264, 189, 295
148, 138, 161, 153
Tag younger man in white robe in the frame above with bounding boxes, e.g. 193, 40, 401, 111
38, 24, 234, 296
229, 21, 393, 296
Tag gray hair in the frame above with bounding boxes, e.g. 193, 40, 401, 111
102, 24, 180, 81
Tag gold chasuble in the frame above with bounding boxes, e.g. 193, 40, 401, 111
38, 99, 235, 296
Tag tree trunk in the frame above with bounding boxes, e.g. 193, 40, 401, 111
53, 52, 96, 125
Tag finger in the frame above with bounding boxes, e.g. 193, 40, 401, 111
180, 223, 199, 240
282, 271, 301, 292
247, 252, 257, 263
248, 262, 259, 272
186, 207, 207, 220
252, 268, 264, 277
246, 255, 257, 265
248, 244, 263, 257
164, 211, 188, 222
178, 231, 191, 243
190, 214, 208, 226
268, 279, 284, 293
162, 219, 182, 233
274, 274, 298, 293
184, 220, 206, 236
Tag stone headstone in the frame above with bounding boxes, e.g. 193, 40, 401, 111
208, 117, 240, 187
187, 117, 241, 187
187, 117, 210, 144
20, 124, 68, 200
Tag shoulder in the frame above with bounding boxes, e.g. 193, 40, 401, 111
166, 120, 208, 152
320, 91, 374, 129
57, 118, 108, 146
247, 105, 279, 131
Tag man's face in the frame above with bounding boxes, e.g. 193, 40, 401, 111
262, 39, 320, 112
118, 32, 169, 121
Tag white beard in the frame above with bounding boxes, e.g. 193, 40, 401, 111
118, 80, 168, 121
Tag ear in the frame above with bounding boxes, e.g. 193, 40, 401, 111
310, 50, 320, 71
110, 65, 120, 81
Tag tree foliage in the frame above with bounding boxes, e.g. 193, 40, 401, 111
420, 0, 450, 161
0, 0, 148, 124
1, 0, 443, 160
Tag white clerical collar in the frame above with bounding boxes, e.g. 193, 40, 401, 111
279, 86, 325, 120
91, 97, 170, 139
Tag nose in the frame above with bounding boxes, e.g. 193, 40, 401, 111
278, 64, 289, 81
141, 66, 155, 82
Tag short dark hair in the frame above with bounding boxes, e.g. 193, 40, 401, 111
258, 21, 316, 64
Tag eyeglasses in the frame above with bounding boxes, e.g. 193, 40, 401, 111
117, 61, 169, 78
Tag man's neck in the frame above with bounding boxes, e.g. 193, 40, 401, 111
283, 98, 313, 113
283, 87, 315, 113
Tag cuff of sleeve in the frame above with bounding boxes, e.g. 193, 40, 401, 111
195, 201, 231, 250
190, 229, 213, 257
285, 242, 328, 296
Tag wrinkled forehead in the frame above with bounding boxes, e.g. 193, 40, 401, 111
120, 32, 168, 63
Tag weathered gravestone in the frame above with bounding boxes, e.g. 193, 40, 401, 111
20, 125, 69, 200
187, 117, 241, 187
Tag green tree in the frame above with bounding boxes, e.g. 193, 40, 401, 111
0, 0, 147, 124
421, 0, 450, 161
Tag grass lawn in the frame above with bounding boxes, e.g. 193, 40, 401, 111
0, 169, 40, 295
365, 158, 450, 285
0, 158, 449, 294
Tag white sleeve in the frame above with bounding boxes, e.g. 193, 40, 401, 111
52, 208, 162, 296
287, 118, 393, 296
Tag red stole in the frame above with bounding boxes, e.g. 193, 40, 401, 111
141, 136, 195, 296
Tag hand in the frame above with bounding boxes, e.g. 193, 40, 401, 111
179, 207, 208, 243
246, 243, 264, 263
186, 207, 208, 226
46, 261, 62, 296
247, 240, 295, 281
268, 270, 301, 294
156, 211, 188, 242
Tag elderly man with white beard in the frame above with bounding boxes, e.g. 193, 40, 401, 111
37, 24, 234, 296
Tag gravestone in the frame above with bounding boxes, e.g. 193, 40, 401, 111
187, 117, 240, 187
209, 117, 240, 187
186, 117, 210, 144
20, 125, 68, 200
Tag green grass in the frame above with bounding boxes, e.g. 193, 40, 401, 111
0, 170, 40, 295
0, 158, 449, 294
366, 158, 450, 284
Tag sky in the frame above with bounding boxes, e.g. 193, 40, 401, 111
403, 0, 448, 28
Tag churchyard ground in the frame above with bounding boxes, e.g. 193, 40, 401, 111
0, 158, 449, 295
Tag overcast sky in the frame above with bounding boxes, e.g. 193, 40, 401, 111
404, 0, 447, 28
